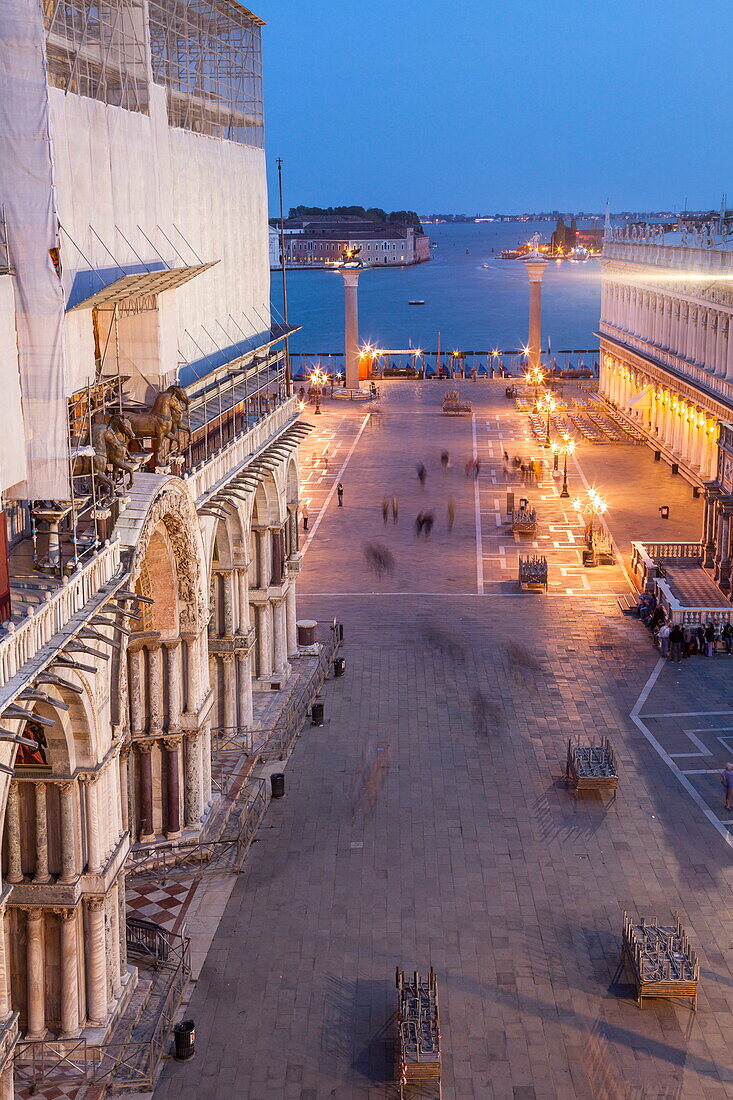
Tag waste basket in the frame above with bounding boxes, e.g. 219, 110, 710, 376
660, 506, 670, 519
311, 702, 324, 726
270, 773, 285, 798
173, 1020, 195, 1060
671, 463, 679, 475
334, 656, 345, 678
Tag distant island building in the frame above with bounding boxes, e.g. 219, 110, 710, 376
272, 215, 431, 268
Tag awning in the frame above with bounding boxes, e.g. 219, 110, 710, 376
628, 385, 652, 409
67, 262, 219, 312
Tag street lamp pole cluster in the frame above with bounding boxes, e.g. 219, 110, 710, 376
524, 365, 545, 401
572, 488, 608, 556
537, 391, 557, 448
551, 434, 575, 497
309, 367, 328, 414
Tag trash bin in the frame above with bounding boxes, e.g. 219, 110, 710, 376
671, 463, 679, 476
653, 450, 661, 461
311, 702, 324, 726
173, 1019, 195, 1060
270, 773, 285, 798
660, 506, 670, 519
333, 656, 345, 678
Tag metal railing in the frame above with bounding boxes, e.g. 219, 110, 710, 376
0, 538, 121, 688
127, 916, 171, 968
14, 926, 189, 1092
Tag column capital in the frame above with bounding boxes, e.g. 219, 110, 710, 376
162, 736, 182, 752
57, 780, 73, 794
136, 741, 154, 755
53, 907, 75, 922
79, 771, 100, 785
86, 896, 105, 913
25, 907, 43, 923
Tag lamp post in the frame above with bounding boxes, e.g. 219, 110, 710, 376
524, 365, 545, 402
572, 488, 607, 558
309, 367, 327, 414
538, 391, 556, 447
550, 441, 559, 472
557, 435, 575, 497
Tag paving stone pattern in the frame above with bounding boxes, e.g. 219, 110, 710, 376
155, 382, 733, 1099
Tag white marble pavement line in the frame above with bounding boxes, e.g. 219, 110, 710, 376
300, 412, 371, 559
630, 658, 733, 851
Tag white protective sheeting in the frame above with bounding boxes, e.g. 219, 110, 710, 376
0, 276, 28, 495
0, 0, 69, 499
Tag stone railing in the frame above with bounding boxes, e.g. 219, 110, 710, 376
603, 240, 733, 274
654, 578, 733, 626
601, 323, 733, 408
184, 397, 299, 505
631, 541, 703, 592
0, 539, 121, 689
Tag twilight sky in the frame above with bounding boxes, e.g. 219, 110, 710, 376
262, 0, 728, 215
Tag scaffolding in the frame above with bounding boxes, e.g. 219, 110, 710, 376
148, 0, 264, 146
43, 0, 149, 113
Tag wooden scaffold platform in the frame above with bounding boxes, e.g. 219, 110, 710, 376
620, 912, 699, 1010
395, 967, 441, 1098
565, 736, 618, 791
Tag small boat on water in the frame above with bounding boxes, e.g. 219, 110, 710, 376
482, 263, 490, 268
409, 299, 425, 305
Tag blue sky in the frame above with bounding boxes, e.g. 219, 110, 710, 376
262, 0, 727, 215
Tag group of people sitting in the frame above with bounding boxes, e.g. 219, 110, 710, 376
637, 591, 733, 659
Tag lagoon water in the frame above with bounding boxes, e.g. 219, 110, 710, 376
271, 220, 603, 359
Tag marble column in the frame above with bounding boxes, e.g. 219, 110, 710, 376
222, 572, 235, 636
137, 744, 155, 843
119, 748, 130, 835
163, 738, 181, 839
84, 774, 102, 873
0, 1066, 13, 1100
340, 267, 363, 389
716, 314, 728, 376
256, 529, 270, 590
236, 653, 253, 729
257, 604, 272, 678
85, 896, 107, 1027
222, 654, 236, 730
26, 908, 45, 1038
184, 731, 203, 827
202, 723, 212, 807
128, 647, 144, 736
57, 908, 79, 1036
32, 782, 50, 884
58, 781, 76, 884
148, 644, 163, 736
726, 322, 733, 380
237, 568, 250, 632
524, 256, 548, 370
166, 641, 182, 731
0, 906, 9, 1021
273, 600, 286, 673
286, 582, 298, 658
5, 782, 22, 884
184, 635, 200, 714
107, 884, 122, 1001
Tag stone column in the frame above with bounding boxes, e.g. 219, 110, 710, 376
32, 782, 50, 884
57, 908, 79, 1036
184, 731, 203, 827
286, 582, 298, 658
185, 635, 200, 714
137, 744, 155, 843
237, 568, 250, 632
148, 644, 163, 736
26, 908, 45, 1038
339, 267, 363, 390
5, 782, 22, 884
716, 314, 728, 376
202, 722, 212, 807
0, 905, 9, 1021
222, 654, 236, 730
119, 747, 130, 835
273, 599, 287, 672
107, 884, 122, 1001
163, 738, 181, 839
726, 321, 733, 380
236, 653, 253, 729
257, 604, 273, 678
58, 781, 76, 884
524, 256, 548, 370
166, 641, 182, 731
222, 572, 235, 636
117, 882, 127, 983
85, 896, 107, 1027
256, 529, 270, 590
84, 774, 102, 874
128, 646, 144, 736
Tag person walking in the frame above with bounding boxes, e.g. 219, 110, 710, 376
447, 498, 455, 532
337, 482, 344, 507
722, 763, 733, 810
382, 498, 389, 525
440, 450, 450, 471
391, 496, 398, 523
723, 622, 733, 654
657, 621, 670, 658
302, 501, 309, 532
414, 513, 424, 537
417, 463, 427, 487
423, 511, 434, 537
705, 621, 716, 657
669, 623, 684, 663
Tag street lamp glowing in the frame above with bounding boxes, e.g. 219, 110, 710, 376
538, 391, 556, 448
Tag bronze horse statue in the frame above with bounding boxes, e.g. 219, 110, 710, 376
74, 415, 137, 498
124, 385, 191, 463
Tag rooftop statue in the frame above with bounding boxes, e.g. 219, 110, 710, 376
339, 245, 364, 268
124, 384, 191, 464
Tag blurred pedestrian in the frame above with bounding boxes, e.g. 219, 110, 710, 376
415, 513, 424, 537
391, 496, 398, 524
337, 481, 344, 507
473, 459, 481, 480
447, 498, 455, 532
423, 512, 434, 537
417, 463, 426, 487
722, 763, 733, 810
440, 450, 450, 471
669, 623, 684, 662
382, 498, 389, 525
302, 501, 309, 532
